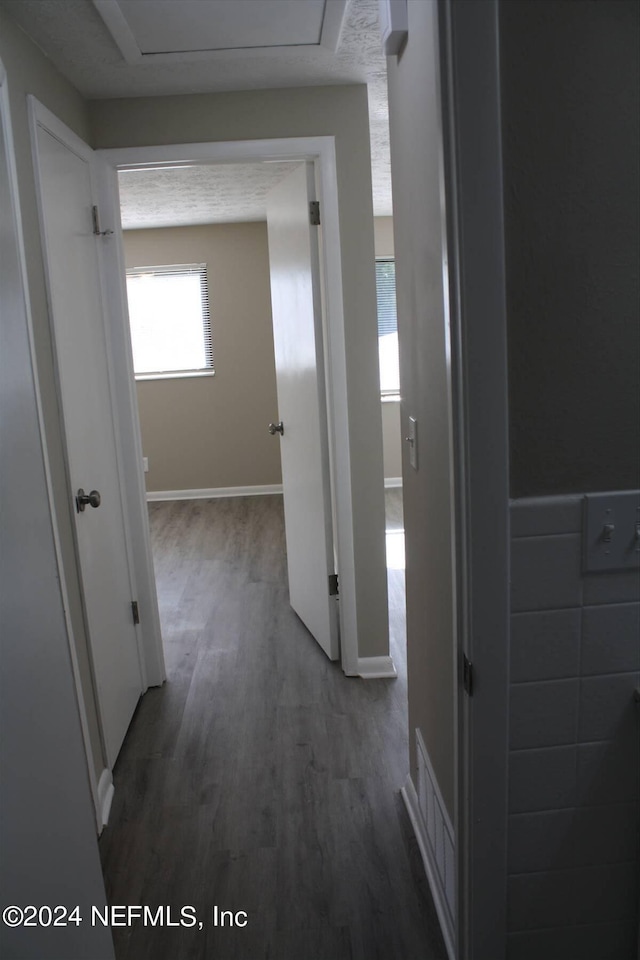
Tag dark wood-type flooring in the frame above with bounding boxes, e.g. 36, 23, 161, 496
99, 492, 447, 960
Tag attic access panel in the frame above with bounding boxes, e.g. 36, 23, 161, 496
93, 0, 348, 63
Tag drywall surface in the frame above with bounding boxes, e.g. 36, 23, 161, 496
0, 10, 104, 780
91, 83, 389, 660
0, 57, 113, 958
374, 215, 395, 259
387, 2, 456, 816
501, 0, 640, 497
381, 401, 401, 479
124, 223, 282, 492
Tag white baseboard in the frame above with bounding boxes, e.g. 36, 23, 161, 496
97, 768, 114, 831
357, 655, 397, 679
146, 484, 283, 502
149, 480, 401, 499
401, 731, 456, 960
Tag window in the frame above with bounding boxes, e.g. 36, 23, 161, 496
125, 263, 213, 378
375, 258, 400, 396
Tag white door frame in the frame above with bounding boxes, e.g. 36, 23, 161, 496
439, 2, 511, 957
95, 136, 361, 675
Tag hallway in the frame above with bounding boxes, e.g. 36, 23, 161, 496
99, 493, 447, 960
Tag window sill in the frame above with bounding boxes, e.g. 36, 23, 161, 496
381, 393, 401, 403
135, 369, 215, 382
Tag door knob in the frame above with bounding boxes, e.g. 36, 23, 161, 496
268, 421, 284, 436
76, 488, 102, 512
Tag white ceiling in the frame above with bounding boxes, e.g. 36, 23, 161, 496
3, 0, 392, 224
118, 161, 301, 229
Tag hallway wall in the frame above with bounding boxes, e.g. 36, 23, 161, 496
386, 0, 456, 823
502, 0, 640, 498
501, 4, 640, 954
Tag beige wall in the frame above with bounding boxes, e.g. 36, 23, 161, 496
374, 216, 401, 480
91, 84, 389, 661
133, 217, 402, 491
388, 3, 456, 816
124, 222, 281, 492
373, 216, 395, 259
130, 216, 401, 490
0, 10, 105, 779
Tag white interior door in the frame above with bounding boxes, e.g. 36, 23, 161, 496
266, 162, 339, 661
32, 109, 143, 769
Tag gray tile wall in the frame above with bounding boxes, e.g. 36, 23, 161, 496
507, 496, 639, 960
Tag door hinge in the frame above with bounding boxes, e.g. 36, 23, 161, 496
131, 600, 140, 625
462, 653, 473, 696
328, 573, 339, 597
309, 200, 321, 226
92, 205, 113, 237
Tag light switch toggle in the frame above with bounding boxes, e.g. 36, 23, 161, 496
583, 492, 640, 572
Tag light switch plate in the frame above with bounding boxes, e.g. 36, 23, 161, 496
583, 491, 640, 573
143, 457, 149, 473
407, 416, 418, 470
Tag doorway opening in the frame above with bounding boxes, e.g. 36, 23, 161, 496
94, 134, 392, 699
114, 152, 408, 696
115, 155, 340, 664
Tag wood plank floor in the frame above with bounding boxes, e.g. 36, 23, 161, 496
99, 493, 447, 960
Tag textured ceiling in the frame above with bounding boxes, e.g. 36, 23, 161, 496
118, 162, 301, 229
3, 0, 392, 220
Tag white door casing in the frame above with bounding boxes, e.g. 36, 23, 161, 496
30, 106, 144, 769
266, 162, 339, 661
95, 137, 365, 677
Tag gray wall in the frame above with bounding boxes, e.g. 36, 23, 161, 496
501, 4, 640, 956
0, 52, 113, 959
91, 84, 390, 661
387, 0, 456, 816
501, 0, 640, 498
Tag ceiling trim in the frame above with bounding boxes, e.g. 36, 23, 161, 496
320, 0, 349, 51
93, 0, 140, 64
92, 0, 348, 66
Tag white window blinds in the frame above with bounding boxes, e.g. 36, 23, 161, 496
125, 263, 212, 377
375, 258, 400, 395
